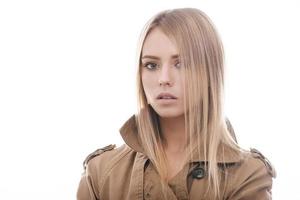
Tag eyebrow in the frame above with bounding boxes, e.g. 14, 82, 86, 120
141, 54, 179, 60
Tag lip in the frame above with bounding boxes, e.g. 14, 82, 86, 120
156, 92, 177, 100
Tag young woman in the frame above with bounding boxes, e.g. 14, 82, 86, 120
77, 8, 276, 200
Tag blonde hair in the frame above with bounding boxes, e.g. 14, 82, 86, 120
135, 8, 241, 198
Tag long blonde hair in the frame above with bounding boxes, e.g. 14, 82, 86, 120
135, 8, 241, 198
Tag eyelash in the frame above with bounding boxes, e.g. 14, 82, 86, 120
143, 61, 181, 70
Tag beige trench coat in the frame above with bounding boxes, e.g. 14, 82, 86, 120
77, 114, 276, 200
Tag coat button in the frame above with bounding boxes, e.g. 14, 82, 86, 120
145, 192, 151, 199
192, 166, 205, 179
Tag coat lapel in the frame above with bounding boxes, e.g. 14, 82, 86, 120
126, 152, 148, 200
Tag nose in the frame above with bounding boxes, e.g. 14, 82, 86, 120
158, 65, 173, 87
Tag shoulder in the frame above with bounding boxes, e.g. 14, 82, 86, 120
83, 144, 134, 172
82, 144, 116, 170
248, 148, 276, 178
82, 143, 140, 182
225, 148, 276, 199
233, 147, 276, 181
77, 144, 136, 199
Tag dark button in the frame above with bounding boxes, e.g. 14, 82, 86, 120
192, 166, 205, 179
145, 192, 151, 199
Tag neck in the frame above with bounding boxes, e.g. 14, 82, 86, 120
159, 114, 187, 153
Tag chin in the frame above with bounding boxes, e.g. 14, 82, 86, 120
152, 107, 185, 119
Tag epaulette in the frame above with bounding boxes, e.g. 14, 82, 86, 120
250, 148, 276, 178
83, 144, 116, 170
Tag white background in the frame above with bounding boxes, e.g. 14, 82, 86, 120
0, 0, 299, 199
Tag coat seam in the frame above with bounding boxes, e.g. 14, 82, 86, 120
98, 145, 134, 197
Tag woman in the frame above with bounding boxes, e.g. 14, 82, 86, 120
77, 8, 276, 200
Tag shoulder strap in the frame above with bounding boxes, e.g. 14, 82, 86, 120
83, 144, 116, 170
250, 148, 276, 178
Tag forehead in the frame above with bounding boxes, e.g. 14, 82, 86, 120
142, 28, 179, 59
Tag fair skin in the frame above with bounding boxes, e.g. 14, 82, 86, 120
141, 27, 188, 180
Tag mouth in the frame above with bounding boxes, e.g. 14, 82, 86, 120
156, 92, 177, 100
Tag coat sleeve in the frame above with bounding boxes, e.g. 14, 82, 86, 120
76, 164, 99, 200
227, 149, 276, 200
76, 144, 116, 200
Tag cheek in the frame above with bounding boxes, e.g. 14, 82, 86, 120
141, 75, 150, 96
141, 73, 154, 90
141, 74, 147, 89
141, 73, 156, 102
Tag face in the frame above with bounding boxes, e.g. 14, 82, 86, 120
141, 28, 186, 118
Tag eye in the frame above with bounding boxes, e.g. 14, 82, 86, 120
175, 61, 181, 68
143, 62, 158, 70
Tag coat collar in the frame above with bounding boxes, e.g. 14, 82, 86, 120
119, 114, 242, 164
